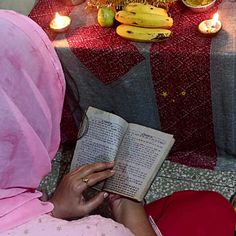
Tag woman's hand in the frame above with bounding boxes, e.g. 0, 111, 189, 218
49, 162, 114, 219
109, 194, 143, 223
109, 194, 156, 236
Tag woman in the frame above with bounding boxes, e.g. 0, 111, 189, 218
0, 10, 235, 236
0, 10, 155, 236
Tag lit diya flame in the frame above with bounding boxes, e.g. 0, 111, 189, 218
198, 12, 222, 35
49, 12, 71, 33
54, 12, 66, 28
211, 12, 219, 28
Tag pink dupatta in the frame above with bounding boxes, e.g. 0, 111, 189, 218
0, 10, 65, 233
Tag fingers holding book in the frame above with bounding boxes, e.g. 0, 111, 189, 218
49, 162, 115, 219
78, 162, 115, 189
71, 161, 114, 177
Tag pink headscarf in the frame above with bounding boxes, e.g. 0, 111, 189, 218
0, 10, 65, 233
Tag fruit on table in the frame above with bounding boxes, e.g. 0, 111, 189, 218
116, 24, 171, 42
113, 3, 174, 43
97, 7, 115, 27
115, 10, 173, 28
123, 3, 168, 16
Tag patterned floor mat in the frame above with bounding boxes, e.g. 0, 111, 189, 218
146, 161, 236, 203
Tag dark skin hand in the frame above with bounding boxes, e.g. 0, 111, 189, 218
49, 161, 156, 236
49, 162, 115, 219
109, 195, 156, 236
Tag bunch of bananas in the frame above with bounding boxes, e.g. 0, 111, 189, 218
115, 3, 173, 42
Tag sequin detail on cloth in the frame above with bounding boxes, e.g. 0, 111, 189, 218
150, 2, 221, 169
66, 25, 145, 84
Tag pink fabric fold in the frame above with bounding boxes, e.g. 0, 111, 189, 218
0, 10, 65, 233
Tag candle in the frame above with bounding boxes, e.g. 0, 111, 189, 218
198, 12, 222, 35
49, 12, 71, 33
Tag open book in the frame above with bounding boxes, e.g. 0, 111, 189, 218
71, 107, 175, 201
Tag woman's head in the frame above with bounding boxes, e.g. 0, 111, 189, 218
0, 10, 65, 190
0, 10, 65, 232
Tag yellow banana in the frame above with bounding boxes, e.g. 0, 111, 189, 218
123, 3, 168, 17
116, 24, 172, 42
115, 11, 173, 28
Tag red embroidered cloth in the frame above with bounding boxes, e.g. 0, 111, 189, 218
66, 25, 144, 84
151, 1, 221, 169
29, 0, 222, 169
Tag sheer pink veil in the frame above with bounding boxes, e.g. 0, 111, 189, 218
0, 11, 65, 233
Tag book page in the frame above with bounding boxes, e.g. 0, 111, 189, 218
104, 124, 174, 201
70, 107, 128, 170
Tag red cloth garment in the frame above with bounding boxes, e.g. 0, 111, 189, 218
145, 190, 236, 236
